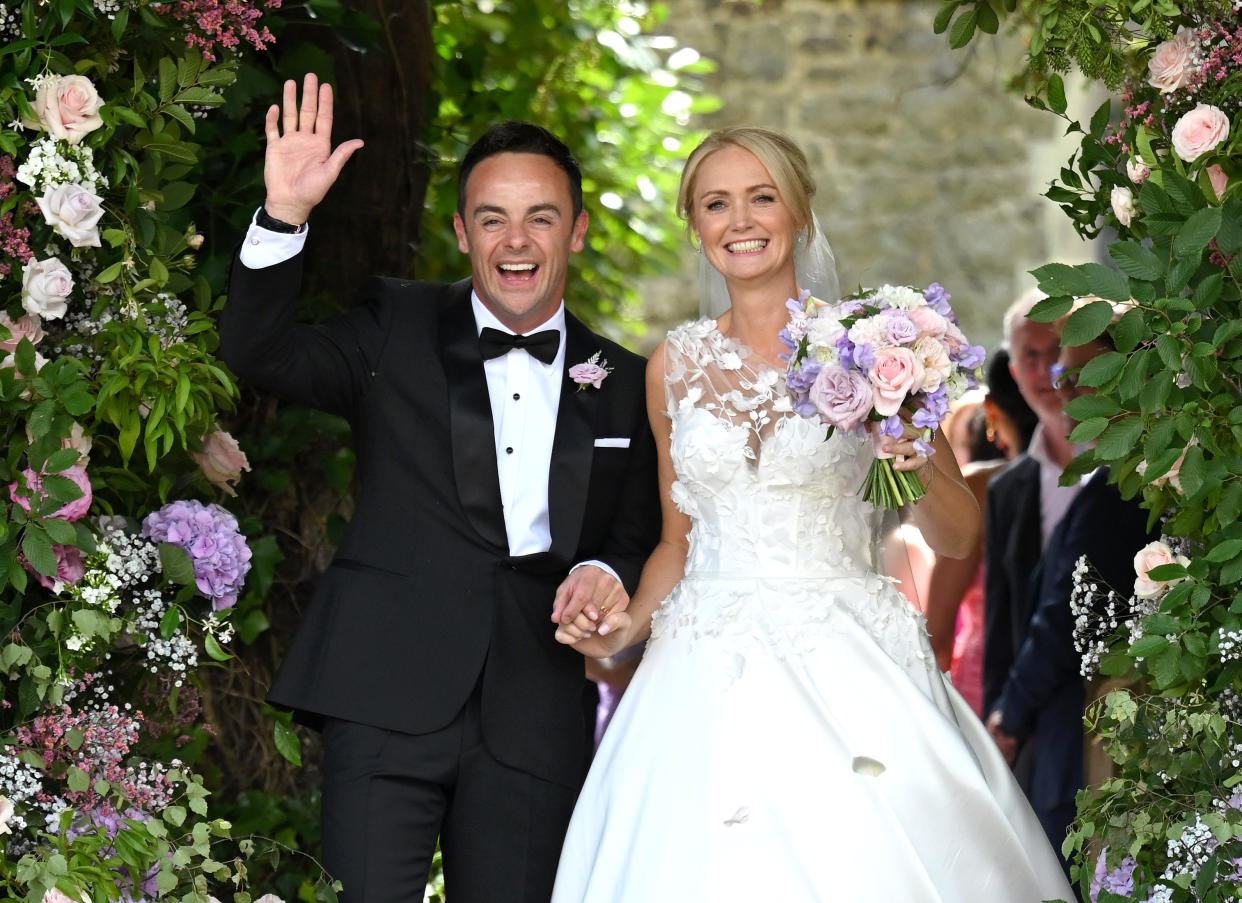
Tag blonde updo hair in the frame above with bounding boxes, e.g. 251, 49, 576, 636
676, 127, 818, 244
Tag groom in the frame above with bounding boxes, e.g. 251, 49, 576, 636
220, 74, 660, 902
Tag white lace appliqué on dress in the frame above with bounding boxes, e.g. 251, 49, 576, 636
650, 319, 926, 672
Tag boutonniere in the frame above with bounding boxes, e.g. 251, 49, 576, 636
568, 351, 613, 390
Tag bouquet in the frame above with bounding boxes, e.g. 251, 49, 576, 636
781, 283, 985, 508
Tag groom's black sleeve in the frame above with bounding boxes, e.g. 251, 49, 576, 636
220, 249, 391, 416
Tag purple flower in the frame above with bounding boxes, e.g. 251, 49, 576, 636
778, 327, 796, 352
808, 365, 873, 432
787, 359, 821, 394
1090, 848, 1137, 901
923, 385, 950, 420
912, 438, 935, 458
853, 342, 876, 371
923, 282, 955, 319
885, 313, 919, 346
912, 405, 941, 431
142, 499, 252, 610
880, 415, 904, 438
836, 335, 856, 370
955, 343, 986, 369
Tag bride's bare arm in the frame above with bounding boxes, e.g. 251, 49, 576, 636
557, 344, 690, 657
884, 427, 981, 559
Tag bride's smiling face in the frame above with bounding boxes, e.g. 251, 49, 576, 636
690, 145, 799, 289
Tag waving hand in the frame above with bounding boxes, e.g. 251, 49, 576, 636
262, 73, 364, 225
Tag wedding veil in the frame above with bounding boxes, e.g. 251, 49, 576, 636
698, 213, 840, 319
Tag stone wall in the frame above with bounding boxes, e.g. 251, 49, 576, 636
637, 0, 1099, 357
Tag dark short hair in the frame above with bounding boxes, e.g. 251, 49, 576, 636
457, 120, 584, 218
986, 348, 1038, 452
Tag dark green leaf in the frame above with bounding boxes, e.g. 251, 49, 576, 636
1032, 262, 1090, 296
1063, 298, 1117, 345
274, 719, 302, 766
948, 9, 978, 47
158, 542, 196, 586
1095, 416, 1144, 461
1080, 264, 1132, 302
1172, 207, 1222, 256
1047, 73, 1067, 114
1108, 241, 1164, 281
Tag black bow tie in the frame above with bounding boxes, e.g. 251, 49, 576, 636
478, 326, 560, 365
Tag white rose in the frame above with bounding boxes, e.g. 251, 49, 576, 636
37, 183, 104, 247
912, 335, 953, 393
1133, 540, 1190, 599
0, 795, 12, 835
1147, 28, 1196, 94
1126, 157, 1150, 184
1111, 185, 1137, 227
21, 257, 74, 320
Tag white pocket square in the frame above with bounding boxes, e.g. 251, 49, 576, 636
593, 437, 630, 448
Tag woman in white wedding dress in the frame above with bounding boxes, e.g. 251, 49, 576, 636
551, 128, 1074, 903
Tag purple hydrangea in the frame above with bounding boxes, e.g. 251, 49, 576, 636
1090, 849, 1137, 901
142, 499, 252, 610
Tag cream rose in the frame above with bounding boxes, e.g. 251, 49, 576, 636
1133, 540, 1190, 599
0, 312, 44, 352
1171, 104, 1230, 162
21, 257, 74, 320
1126, 157, 1151, 184
1111, 185, 1137, 226
192, 429, 251, 496
32, 74, 104, 145
37, 183, 104, 247
868, 346, 923, 417
1147, 28, 1197, 94
912, 335, 953, 393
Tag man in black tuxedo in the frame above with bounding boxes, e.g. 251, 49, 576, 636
220, 74, 660, 903
987, 332, 1155, 884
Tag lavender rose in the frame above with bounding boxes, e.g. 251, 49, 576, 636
21, 256, 74, 320
884, 312, 919, 346
37, 184, 104, 247
808, 365, 873, 432
1171, 103, 1230, 162
31, 74, 104, 145
569, 361, 608, 389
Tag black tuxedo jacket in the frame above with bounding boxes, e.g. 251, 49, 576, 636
982, 453, 1044, 716
993, 469, 1153, 815
220, 252, 660, 787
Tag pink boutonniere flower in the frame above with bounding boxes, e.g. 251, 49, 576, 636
569, 351, 612, 390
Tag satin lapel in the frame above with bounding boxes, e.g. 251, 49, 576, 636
548, 313, 598, 561
440, 287, 508, 551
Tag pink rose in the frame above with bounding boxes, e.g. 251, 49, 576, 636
1171, 104, 1230, 162
1147, 28, 1197, 94
1133, 540, 1190, 599
191, 429, 251, 496
9, 464, 93, 522
1208, 164, 1228, 200
907, 305, 947, 339
1126, 157, 1150, 184
0, 312, 44, 352
31, 75, 104, 145
868, 346, 922, 416
808, 365, 873, 432
37, 184, 104, 247
25, 543, 85, 590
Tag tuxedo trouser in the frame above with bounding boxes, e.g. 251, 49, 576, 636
320, 681, 579, 903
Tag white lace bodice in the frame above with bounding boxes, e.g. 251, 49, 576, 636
662, 319, 879, 580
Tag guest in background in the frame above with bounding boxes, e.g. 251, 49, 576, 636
925, 349, 1036, 715
986, 323, 1157, 881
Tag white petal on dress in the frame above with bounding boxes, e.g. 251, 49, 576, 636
551, 321, 1074, 903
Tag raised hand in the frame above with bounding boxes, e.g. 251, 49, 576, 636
262, 73, 364, 225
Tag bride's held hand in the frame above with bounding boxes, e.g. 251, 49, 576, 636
876, 420, 936, 484
555, 609, 633, 659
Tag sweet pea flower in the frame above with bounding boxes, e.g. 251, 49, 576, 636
1147, 28, 1197, 94
21, 256, 73, 320
30, 74, 104, 145
1171, 104, 1230, 162
1111, 185, 1137, 226
192, 429, 251, 496
0, 311, 44, 352
37, 184, 104, 248
1133, 540, 1190, 598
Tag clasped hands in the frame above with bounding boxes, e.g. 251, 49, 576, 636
551, 565, 632, 658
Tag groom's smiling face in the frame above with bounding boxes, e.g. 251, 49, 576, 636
453, 152, 588, 334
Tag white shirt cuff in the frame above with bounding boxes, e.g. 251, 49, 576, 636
570, 559, 622, 586
238, 209, 309, 269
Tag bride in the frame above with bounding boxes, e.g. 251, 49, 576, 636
550, 127, 1074, 902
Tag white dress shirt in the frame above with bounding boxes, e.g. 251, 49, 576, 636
1027, 424, 1088, 549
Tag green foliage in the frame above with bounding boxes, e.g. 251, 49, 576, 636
946, 2, 1242, 900
422, 0, 715, 335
